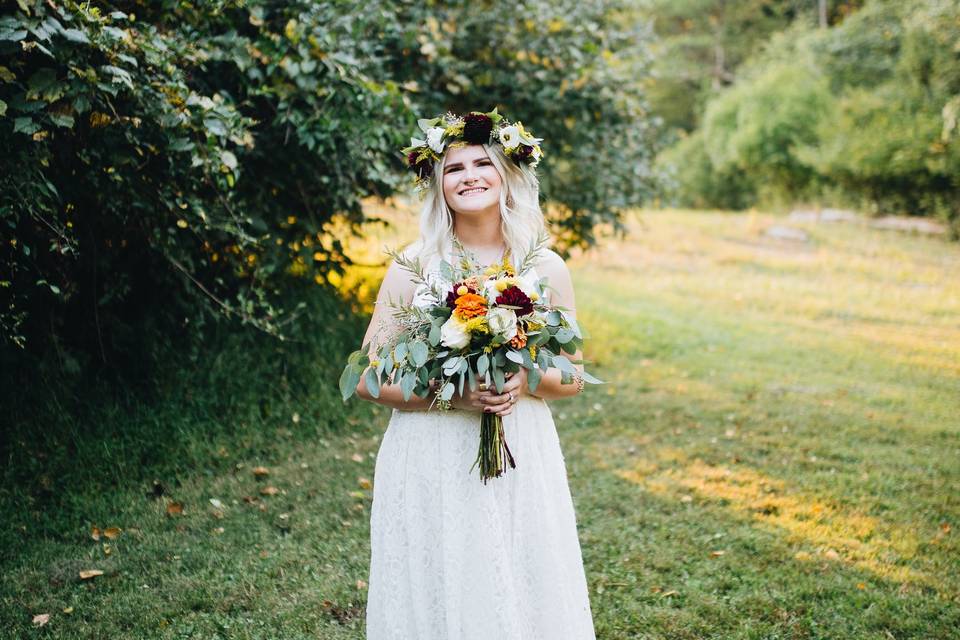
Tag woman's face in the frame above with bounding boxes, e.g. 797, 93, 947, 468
441, 144, 502, 216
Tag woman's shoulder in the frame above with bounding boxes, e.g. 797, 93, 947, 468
531, 247, 569, 278
380, 240, 424, 300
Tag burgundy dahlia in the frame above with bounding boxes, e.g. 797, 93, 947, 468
462, 113, 494, 144
515, 145, 533, 162
495, 286, 534, 317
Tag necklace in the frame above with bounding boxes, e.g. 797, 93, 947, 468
451, 235, 508, 269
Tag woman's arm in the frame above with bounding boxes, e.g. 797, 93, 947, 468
353, 258, 435, 410
526, 249, 585, 401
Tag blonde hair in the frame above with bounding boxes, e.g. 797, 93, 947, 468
414, 143, 548, 268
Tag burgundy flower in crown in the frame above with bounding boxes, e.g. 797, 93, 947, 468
400, 107, 544, 191
462, 112, 494, 144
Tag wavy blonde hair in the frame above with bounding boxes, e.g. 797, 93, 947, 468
413, 143, 548, 268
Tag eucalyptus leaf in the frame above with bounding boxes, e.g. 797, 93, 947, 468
364, 367, 381, 399
476, 353, 489, 376
400, 371, 416, 402
409, 340, 428, 367
552, 354, 577, 374
527, 367, 542, 394
440, 381, 455, 401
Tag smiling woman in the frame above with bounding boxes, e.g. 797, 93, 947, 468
354, 109, 597, 639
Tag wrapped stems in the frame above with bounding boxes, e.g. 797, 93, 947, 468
470, 411, 516, 484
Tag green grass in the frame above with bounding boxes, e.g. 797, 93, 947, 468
2, 208, 958, 638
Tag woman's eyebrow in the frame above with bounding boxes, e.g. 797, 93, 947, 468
444, 158, 490, 171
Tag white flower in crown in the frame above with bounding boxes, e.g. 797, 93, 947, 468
426, 127, 446, 153
498, 125, 521, 150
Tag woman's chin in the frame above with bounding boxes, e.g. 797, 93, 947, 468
452, 196, 499, 214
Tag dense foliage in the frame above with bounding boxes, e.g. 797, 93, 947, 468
0, 1, 657, 375
657, 0, 960, 237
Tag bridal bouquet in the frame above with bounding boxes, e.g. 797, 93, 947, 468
339, 236, 601, 483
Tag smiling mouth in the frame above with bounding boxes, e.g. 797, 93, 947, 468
458, 187, 487, 196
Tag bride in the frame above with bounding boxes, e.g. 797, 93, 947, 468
355, 108, 596, 639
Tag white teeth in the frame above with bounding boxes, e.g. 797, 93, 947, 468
459, 187, 486, 196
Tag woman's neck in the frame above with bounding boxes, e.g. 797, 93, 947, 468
451, 208, 505, 256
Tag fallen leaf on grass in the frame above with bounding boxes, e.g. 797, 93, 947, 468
351, 453, 364, 463
857, 582, 867, 590
103, 527, 121, 539
358, 477, 372, 490
252, 466, 270, 478
260, 486, 280, 496
32, 613, 50, 627
209, 498, 224, 509
62, 607, 73, 614
709, 550, 726, 557
79, 569, 103, 580
102, 544, 111, 556
242, 495, 259, 503
356, 579, 367, 590
166, 501, 184, 516
660, 590, 679, 598
90, 526, 101, 540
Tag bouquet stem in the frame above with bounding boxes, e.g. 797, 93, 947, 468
471, 411, 516, 483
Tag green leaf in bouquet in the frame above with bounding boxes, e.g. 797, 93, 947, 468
439, 260, 454, 282
476, 353, 490, 377
340, 363, 360, 402
417, 366, 429, 386
552, 354, 578, 375
527, 367, 542, 394
562, 340, 579, 355
393, 342, 408, 364
410, 340, 429, 367
545, 310, 562, 326
457, 370, 466, 396
554, 327, 575, 344
442, 355, 464, 376
383, 353, 394, 374
400, 371, 417, 402
537, 349, 552, 371
580, 370, 604, 384
428, 323, 442, 346
505, 350, 525, 366
364, 367, 381, 399
521, 348, 534, 369
440, 381, 455, 401
466, 363, 477, 391
492, 366, 505, 393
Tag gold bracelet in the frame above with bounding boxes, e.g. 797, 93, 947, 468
574, 373, 585, 393
434, 385, 453, 411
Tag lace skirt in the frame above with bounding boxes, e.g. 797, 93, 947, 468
365, 396, 596, 640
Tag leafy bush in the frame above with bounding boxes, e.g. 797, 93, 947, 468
660, 0, 960, 236
0, 0, 659, 370
702, 62, 831, 200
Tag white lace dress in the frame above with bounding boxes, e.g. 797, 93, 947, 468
365, 262, 596, 640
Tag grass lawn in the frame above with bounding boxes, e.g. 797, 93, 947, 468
2, 208, 957, 638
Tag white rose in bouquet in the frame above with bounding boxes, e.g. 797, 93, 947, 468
440, 316, 471, 349
487, 307, 518, 341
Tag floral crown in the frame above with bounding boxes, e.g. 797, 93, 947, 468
401, 107, 544, 190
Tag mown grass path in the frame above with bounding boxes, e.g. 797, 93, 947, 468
3, 209, 958, 638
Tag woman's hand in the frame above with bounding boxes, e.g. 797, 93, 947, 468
478, 368, 528, 417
